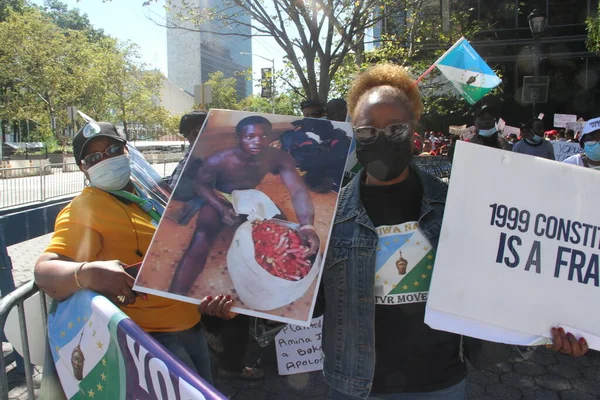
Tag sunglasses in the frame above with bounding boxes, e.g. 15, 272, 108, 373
354, 123, 412, 145
82, 143, 125, 167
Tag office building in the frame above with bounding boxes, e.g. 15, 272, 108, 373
167, 0, 252, 100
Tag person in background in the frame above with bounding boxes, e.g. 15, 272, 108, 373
413, 133, 423, 155
301, 99, 327, 118
545, 129, 558, 142
326, 98, 348, 122
168, 112, 265, 381
469, 105, 510, 150
564, 117, 600, 169
507, 134, 519, 145
320, 63, 588, 400
557, 129, 568, 142
420, 140, 433, 156
566, 129, 577, 143
35, 122, 234, 394
167, 110, 207, 190
512, 118, 555, 160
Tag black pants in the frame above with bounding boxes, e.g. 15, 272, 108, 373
202, 314, 250, 372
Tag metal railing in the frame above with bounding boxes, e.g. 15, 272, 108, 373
0, 160, 179, 210
0, 280, 45, 400
413, 156, 453, 180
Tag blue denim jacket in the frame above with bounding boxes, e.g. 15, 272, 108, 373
321, 166, 450, 399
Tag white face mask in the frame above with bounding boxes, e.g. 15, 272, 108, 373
87, 154, 131, 191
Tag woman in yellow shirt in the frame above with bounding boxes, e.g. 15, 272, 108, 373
35, 122, 232, 384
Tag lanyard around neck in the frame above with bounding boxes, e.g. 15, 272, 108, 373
109, 190, 162, 224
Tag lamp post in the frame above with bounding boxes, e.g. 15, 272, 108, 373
528, 9, 546, 117
241, 52, 275, 114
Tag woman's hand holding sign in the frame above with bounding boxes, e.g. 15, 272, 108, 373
547, 327, 589, 357
198, 295, 237, 320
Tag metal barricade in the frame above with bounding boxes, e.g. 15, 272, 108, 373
0, 159, 179, 210
0, 167, 43, 209
0, 280, 46, 400
42, 163, 84, 201
413, 156, 453, 180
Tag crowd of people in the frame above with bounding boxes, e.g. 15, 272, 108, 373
33, 63, 599, 400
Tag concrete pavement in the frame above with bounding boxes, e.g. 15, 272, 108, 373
4, 234, 600, 399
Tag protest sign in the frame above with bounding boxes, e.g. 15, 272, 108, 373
538, 113, 545, 120
497, 118, 506, 132
553, 114, 577, 128
552, 141, 583, 162
275, 317, 324, 375
502, 125, 521, 136
48, 290, 226, 400
425, 141, 600, 350
449, 125, 467, 135
135, 110, 352, 326
566, 121, 586, 134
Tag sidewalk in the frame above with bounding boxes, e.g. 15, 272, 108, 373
6, 233, 53, 288
4, 234, 600, 399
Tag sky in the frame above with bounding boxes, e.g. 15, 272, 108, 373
34, 0, 288, 95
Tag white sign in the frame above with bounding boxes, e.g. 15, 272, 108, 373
449, 125, 467, 135
275, 317, 324, 375
566, 121, 586, 134
503, 125, 521, 136
554, 114, 577, 128
552, 141, 583, 162
497, 118, 506, 131
425, 141, 600, 350
538, 113, 545, 120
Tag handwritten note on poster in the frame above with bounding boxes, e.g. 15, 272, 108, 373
275, 316, 324, 375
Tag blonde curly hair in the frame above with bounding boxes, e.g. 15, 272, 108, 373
347, 63, 424, 121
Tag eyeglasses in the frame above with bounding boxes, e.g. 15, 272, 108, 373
585, 140, 600, 146
354, 123, 412, 145
82, 143, 125, 167
306, 111, 326, 118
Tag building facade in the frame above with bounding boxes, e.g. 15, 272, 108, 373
370, 0, 599, 126
468, 0, 600, 125
167, 0, 252, 100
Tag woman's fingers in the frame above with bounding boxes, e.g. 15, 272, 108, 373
198, 296, 213, 314
197, 295, 234, 318
549, 327, 563, 352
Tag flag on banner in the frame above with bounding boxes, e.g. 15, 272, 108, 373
434, 37, 501, 105
48, 290, 227, 400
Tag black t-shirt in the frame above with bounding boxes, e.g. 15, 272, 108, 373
360, 172, 466, 394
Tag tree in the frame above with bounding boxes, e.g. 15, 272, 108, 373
324, 0, 503, 131
100, 44, 166, 139
237, 93, 300, 116
0, 6, 173, 142
40, 0, 106, 42
587, 2, 600, 54
0, 8, 98, 138
202, 71, 240, 110
158, 0, 404, 103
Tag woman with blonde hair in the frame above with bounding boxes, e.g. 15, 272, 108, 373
320, 63, 588, 400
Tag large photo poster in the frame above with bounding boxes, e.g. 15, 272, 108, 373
134, 110, 352, 325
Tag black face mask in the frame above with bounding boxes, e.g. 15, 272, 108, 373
356, 135, 413, 182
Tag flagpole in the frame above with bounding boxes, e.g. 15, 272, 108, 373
412, 37, 467, 86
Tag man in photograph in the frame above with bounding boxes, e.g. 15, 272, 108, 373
169, 115, 320, 295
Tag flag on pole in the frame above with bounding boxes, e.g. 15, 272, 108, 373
429, 37, 502, 105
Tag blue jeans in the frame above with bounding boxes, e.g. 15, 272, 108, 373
150, 323, 213, 384
368, 380, 466, 400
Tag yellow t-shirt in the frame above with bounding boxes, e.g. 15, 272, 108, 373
46, 186, 200, 333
